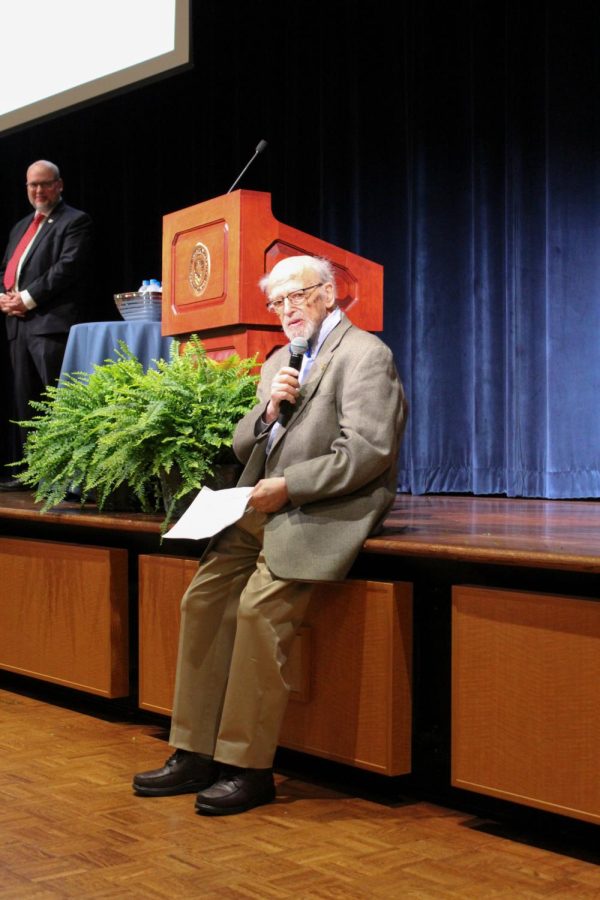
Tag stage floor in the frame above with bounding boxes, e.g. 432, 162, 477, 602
366, 494, 600, 573
1, 491, 599, 573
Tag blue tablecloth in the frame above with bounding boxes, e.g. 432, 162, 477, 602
59, 321, 174, 381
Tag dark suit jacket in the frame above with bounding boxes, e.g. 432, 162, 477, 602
233, 314, 407, 582
0, 199, 93, 337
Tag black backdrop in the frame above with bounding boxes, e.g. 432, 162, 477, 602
2, 1, 599, 495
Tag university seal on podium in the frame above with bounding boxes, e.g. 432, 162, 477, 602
189, 243, 210, 296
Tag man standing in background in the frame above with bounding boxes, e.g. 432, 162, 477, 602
0, 160, 94, 488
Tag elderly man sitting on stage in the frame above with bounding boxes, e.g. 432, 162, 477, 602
133, 254, 407, 815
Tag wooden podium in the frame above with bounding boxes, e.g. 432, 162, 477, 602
161, 190, 383, 361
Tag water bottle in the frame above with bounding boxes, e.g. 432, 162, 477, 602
138, 278, 150, 297
148, 278, 162, 321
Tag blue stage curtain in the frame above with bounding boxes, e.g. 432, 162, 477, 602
385, 4, 600, 497
0, 2, 597, 496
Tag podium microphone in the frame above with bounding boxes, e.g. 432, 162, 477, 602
277, 337, 309, 426
227, 140, 268, 193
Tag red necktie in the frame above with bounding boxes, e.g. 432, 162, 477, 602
3, 212, 45, 291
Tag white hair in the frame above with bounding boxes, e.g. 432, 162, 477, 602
259, 255, 336, 296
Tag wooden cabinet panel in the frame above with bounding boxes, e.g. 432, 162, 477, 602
138, 555, 412, 775
0, 537, 128, 697
452, 585, 600, 824
280, 580, 412, 776
138, 555, 199, 715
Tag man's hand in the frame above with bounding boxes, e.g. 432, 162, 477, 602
0, 291, 27, 317
249, 477, 289, 513
264, 366, 301, 424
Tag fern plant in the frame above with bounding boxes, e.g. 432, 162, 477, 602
16, 337, 259, 525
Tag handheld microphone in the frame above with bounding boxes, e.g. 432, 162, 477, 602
277, 337, 309, 426
227, 139, 268, 193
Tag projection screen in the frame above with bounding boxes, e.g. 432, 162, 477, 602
0, 0, 190, 136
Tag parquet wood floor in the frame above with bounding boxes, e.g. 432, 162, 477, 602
0, 682, 598, 899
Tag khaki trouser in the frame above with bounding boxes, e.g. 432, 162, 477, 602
169, 507, 315, 768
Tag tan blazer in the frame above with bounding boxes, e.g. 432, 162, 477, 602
233, 314, 407, 581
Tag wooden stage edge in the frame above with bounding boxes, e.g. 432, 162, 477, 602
2, 490, 599, 825
1, 492, 600, 573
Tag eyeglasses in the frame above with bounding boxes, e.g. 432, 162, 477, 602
266, 283, 323, 315
26, 180, 59, 190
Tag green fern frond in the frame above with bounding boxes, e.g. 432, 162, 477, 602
16, 337, 259, 523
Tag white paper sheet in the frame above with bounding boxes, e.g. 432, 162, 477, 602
163, 485, 253, 540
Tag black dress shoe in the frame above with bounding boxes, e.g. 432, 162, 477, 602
195, 767, 275, 816
133, 749, 219, 796
0, 478, 28, 491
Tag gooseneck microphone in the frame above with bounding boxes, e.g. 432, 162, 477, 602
227, 139, 268, 193
277, 337, 309, 426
